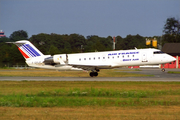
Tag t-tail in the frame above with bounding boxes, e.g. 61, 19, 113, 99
9, 40, 44, 60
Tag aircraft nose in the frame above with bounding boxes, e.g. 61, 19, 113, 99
172, 57, 176, 61
169, 56, 176, 62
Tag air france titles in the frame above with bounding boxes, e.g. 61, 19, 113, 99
108, 51, 139, 62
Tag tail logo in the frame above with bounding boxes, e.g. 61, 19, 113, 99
18, 44, 41, 58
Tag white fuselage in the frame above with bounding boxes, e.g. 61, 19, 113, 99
25, 48, 175, 70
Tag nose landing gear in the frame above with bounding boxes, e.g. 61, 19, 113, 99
161, 68, 165, 72
161, 64, 165, 72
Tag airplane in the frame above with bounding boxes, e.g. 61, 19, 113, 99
8, 40, 176, 77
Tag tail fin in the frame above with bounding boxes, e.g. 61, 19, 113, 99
11, 40, 44, 59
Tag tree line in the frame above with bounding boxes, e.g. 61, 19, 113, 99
0, 17, 179, 67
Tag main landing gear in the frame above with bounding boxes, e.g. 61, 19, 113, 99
89, 72, 98, 77
89, 68, 100, 77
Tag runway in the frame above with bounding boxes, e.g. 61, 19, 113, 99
0, 68, 180, 81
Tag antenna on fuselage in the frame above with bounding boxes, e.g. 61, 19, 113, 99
134, 47, 137, 50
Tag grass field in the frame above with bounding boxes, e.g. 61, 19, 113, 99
0, 69, 180, 119
0, 69, 152, 77
168, 71, 180, 74
0, 81, 180, 119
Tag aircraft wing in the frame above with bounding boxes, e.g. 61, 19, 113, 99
69, 64, 111, 71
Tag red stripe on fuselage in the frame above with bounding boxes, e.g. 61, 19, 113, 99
18, 48, 30, 59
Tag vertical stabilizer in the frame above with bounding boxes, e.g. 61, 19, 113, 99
12, 40, 44, 59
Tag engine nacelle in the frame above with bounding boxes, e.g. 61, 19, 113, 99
44, 54, 67, 65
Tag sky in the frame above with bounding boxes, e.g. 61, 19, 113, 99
0, 0, 180, 38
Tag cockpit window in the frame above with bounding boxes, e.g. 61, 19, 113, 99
153, 51, 164, 54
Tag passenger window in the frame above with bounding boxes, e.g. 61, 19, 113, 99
84, 58, 86, 60
103, 57, 105, 59
79, 58, 81, 61
94, 57, 95, 60
98, 57, 100, 59
89, 58, 91, 60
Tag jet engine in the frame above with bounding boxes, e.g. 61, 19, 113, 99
44, 54, 67, 65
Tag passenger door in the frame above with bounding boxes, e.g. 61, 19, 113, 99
142, 52, 148, 62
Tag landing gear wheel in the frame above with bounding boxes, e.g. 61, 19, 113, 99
89, 72, 98, 77
94, 72, 98, 77
90, 72, 94, 77
161, 68, 165, 72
